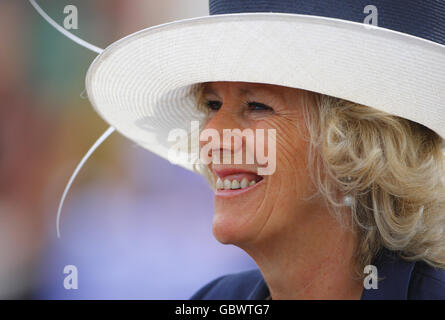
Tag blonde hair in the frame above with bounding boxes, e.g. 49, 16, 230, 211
192, 83, 445, 272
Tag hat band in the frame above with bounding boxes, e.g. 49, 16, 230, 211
209, 0, 445, 45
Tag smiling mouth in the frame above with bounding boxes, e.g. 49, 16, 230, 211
212, 167, 264, 196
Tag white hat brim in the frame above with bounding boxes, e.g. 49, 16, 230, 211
86, 12, 445, 171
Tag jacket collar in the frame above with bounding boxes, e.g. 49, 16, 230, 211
247, 275, 270, 300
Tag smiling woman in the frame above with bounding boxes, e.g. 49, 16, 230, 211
85, 0, 445, 300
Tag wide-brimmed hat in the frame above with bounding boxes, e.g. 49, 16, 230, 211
86, 0, 445, 172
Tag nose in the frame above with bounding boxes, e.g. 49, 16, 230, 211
199, 106, 244, 164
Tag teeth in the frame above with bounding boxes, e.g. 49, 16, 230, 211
216, 177, 259, 190
216, 178, 223, 189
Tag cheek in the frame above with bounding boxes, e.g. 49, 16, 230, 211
257, 116, 308, 168
257, 117, 313, 200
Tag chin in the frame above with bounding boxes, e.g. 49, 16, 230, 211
211, 209, 254, 245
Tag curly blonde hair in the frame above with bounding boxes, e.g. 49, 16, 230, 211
192, 82, 445, 272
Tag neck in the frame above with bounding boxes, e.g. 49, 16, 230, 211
241, 207, 363, 300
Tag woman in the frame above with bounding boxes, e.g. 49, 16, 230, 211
85, 0, 445, 299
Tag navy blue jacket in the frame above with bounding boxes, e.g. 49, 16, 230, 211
191, 249, 445, 299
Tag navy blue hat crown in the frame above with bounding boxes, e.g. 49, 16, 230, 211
209, 0, 445, 45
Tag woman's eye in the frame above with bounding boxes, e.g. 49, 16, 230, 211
246, 102, 274, 112
203, 100, 274, 113
205, 100, 221, 111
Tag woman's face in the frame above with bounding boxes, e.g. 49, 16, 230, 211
200, 81, 321, 247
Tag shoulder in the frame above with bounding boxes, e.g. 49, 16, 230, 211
190, 269, 267, 300
408, 260, 445, 299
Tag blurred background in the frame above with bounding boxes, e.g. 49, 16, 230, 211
0, 0, 255, 299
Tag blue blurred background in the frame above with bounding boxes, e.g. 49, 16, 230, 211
0, 0, 256, 299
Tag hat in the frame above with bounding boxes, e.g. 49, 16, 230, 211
86, 0, 445, 172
